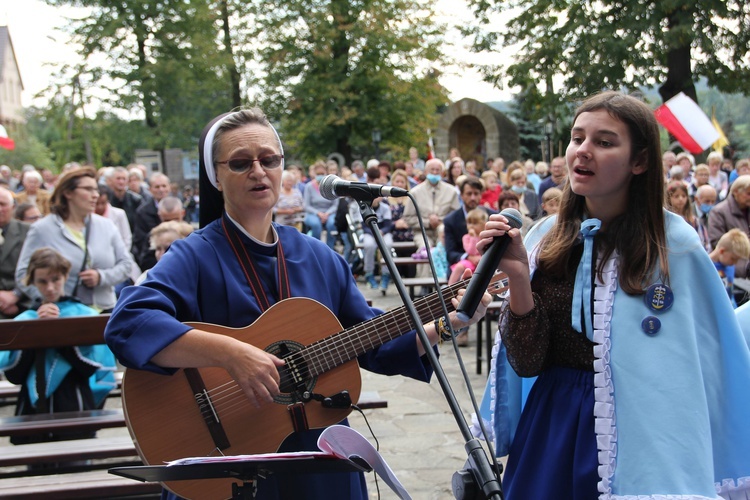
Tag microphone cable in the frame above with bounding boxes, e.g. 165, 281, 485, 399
407, 193, 505, 483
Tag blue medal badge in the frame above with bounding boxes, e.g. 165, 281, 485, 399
644, 283, 674, 312
642, 284, 673, 335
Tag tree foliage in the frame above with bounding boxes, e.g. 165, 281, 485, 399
465, 0, 750, 119
248, 0, 450, 164
45, 0, 236, 149
38, 0, 448, 166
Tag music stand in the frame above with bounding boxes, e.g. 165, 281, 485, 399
110, 455, 370, 500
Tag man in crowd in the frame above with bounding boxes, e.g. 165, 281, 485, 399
708, 175, 750, 277
444, 177, 494, 268
132, 172, 171, 271
128, 166, 153, 204
694, 184, 717, 252
0, 187, 30, 319
538, 156, 567, 198
403, 158, 460, 253
351, 160, 367, 182
108, 166, 143, 231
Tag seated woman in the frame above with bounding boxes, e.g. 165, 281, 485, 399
274, 170, 304, 229
15, 167, 133, 313
303, 160, 338, 249
0, 247, 116, 445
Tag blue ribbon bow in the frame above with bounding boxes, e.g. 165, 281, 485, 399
572, 218, 602, 338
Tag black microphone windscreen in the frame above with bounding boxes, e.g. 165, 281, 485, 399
500, 208, 523, 230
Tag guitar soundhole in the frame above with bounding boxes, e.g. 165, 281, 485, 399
267, 340, 316, 404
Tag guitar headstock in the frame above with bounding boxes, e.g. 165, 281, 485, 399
487, 272, 510, 295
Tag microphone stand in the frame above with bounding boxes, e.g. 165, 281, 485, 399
356, 199, 502, 500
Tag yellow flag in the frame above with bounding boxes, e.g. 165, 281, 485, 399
712, 109, 729, 153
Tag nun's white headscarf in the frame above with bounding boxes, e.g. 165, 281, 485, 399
201, 111, 284, 189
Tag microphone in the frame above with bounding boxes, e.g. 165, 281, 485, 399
318, 175, 408, 202
455, 208, 523, 323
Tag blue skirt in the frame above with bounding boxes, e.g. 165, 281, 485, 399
502, 366, 599, 500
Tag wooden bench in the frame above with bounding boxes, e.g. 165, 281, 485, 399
0, 372, 123, 407
0, 435, 137, 469
391, 241, 416, 251
0, 315, 153, 498
0, 409, 126, 438
381, 256, 432, 266
0, 469, 161, 499
401, 277, 448, 299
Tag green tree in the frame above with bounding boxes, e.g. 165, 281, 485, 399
465, 0, 750, 114
46, 0, 236, 147
250, 0, 449, 164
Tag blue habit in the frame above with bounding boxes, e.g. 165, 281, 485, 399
106, 218, 433, 500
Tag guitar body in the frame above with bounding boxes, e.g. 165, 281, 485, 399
122, 298, 362, 500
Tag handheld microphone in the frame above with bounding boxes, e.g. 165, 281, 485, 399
455, 208, 523, 323
318, 175, 408, 202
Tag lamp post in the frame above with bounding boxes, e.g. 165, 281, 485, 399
372, 129, 382, 159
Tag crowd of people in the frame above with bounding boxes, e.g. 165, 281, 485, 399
0, 90, 749, 499
0, 162, 202, 446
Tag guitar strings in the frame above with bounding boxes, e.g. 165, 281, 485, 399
192, 276, 508, 424
193, 281, 465, 422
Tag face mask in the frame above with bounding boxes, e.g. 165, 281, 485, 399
316, 175, 325, 183
700, 203, 714, 215
426, 174, 442, 184
510, 185, 525, 194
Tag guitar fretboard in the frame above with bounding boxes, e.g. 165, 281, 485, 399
296, 275, 505, 377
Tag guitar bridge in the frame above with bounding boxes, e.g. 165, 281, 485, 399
184, 368, 231, 451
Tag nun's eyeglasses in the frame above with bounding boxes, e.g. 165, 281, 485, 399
216, 154, 284, 173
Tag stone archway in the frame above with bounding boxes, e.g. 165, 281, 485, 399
435, 98, 520, 167
450, 115, 487, 169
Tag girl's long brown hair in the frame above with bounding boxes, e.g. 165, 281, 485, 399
536, 91, 669, 295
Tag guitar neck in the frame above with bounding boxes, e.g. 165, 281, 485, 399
302, 279, 469, 377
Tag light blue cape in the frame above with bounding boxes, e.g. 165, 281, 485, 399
477, 212, 750, 499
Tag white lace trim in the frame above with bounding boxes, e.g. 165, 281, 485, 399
592, 253, 618, 498
716, 476, 750, 499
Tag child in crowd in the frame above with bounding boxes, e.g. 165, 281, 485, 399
666, 180, 697, 229
540, 187, 562, 216
498, 191, 534, 236
0, 248, 117, 445
709, 228, 750, 308
135, 221, 195, 285
480, 170, 501, 211
431, 224, 449, 281
689, 164, 710, 200
448, 208, 488, 285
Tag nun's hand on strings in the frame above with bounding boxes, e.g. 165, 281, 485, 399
476, 213, 529, 281
225, 342, 286, 408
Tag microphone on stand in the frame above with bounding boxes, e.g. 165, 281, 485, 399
455, 208, 523, 323
319, 175, 408, 202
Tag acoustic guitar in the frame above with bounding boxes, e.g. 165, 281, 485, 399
121, 274, 508, 499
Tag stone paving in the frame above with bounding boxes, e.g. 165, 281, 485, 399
353, 279, 505, 500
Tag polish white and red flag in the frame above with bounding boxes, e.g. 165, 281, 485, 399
0, 125, 14, 151
426, 130, 435, 160
654, 92, 719, 154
